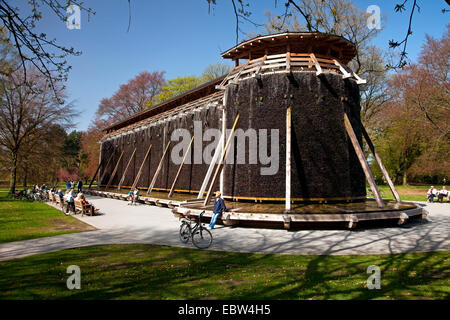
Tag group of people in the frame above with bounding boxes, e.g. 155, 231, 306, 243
65, 180, 83, 194
427, 186, 449, 203
55, 187, 97, 215
127, 188, 140, 205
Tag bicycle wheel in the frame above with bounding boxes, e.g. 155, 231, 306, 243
192, 227, 213, 249
179, 222, 191, 243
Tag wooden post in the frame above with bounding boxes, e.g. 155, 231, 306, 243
88, 162, 102, 190
197, 135, 224, 199
117, 148, 136, 190
203, 114, 240, 206
168, 136, 194, 198
359, 121, 401, 203
89, 145, 112, 189
147, 141, 171, 194
105, 151, 124, 190
344, 113, 385, 208
285, 107, 291, 211
310, 53, 323, 76
220, 100, 227, 195
333, 59, 352, 79
131, 144, 152, 190
286, 44, 291, 73
98, 152, 115, 189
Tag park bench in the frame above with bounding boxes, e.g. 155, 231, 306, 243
55, 193, 62, 208
52, 192, 57, 204
74, 199, 90, 216
74, 199, 99, 216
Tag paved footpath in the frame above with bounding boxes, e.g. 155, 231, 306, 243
0, 196, 449, 261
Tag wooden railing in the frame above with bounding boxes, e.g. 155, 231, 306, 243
216, 53, 365, 89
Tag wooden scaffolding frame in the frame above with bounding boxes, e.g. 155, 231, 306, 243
168, 136, 194, 198
117, 148, 136, 190
343, 113, 384, 208
147, 141, 171, 194
203, 113, 240, 206
105, 151, 124, 190
131, 144, 152, 190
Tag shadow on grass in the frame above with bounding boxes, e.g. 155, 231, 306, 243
0, 244, 448, 300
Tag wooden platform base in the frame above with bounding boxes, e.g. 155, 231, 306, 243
85, 189, 425, 230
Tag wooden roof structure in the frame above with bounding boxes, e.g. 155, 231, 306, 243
221, 32, 357, 64
104, 32, 357, 134
104, 75, 225, 134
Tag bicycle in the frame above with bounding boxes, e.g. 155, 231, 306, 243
179, 211, 213, 249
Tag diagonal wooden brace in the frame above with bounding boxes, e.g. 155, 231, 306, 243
106, 151, 124, 190
131, 144, 152, 190
118, 148, 136, 190
344, 113, 385, 208
168, 136, 194, 198
147, 141, 171, 194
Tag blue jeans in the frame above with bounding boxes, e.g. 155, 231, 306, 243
209, 212, 221, 229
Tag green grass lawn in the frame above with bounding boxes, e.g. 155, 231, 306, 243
0, 190, 96, 244
368, 185, 447, 202
0, 244, 448, 300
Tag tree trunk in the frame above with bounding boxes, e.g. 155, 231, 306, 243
23, 166, 28, 189
402, 170, 408, 186
9, 152, 18, 195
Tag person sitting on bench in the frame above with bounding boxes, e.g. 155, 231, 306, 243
64, 189, 75, 214
209, 191, 227, 229
427, 186, 438, 202
57, 189, 64, 209
133, 188, 139, 205
127, 190, 134, 205
437, 186, 449, 202
76, 193, 97, 215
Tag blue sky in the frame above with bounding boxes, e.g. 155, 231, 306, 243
20, 0, 449, 131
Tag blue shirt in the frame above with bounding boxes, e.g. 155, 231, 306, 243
213, 197, 226, 215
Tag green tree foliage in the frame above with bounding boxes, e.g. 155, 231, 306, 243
61, 130, 81, 169
0, 0, 95, 95
201, 62, 233, 82
371, 26, 449, 185
155, 75, 203, 103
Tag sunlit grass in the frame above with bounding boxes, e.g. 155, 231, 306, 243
0, 244, 448, 300
0, 191, 95, 244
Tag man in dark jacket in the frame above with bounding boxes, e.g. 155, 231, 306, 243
77, 180, 83, 193
209, 191, 226, 229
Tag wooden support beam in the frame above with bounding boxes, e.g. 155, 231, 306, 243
344, 113, 385, 208
168, 136, 194, 198
105, 151, 124, 190
131, 144, 152, 190
285, 106, 292, 211
197, 135, 224, 199
220, 99, 227, 195
352, 72, 367, 84
310, 53, 323, 76
117, 148, 136, 190
147, 141, 171, 194
348, 215, 358, 229
333, 59, 352, 79
98, 152, 115, 189
359, 121, 401, 203
88, 161, 103, 190
203, 114, 240, 206
286, 50, 291, 72
89, 144, 106, 190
